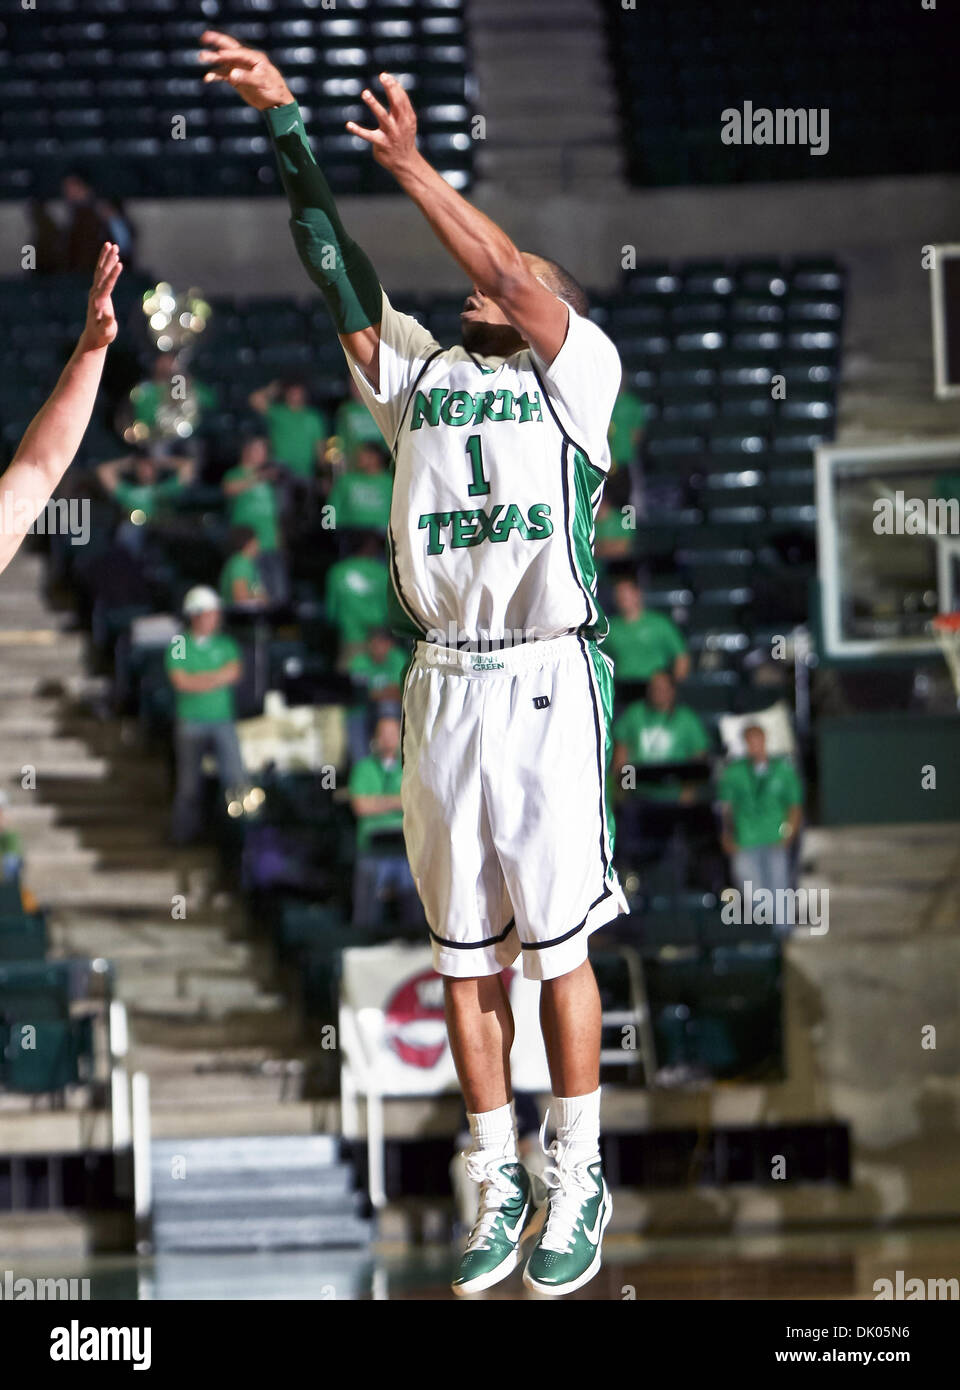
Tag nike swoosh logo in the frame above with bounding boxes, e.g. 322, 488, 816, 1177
582, 1194, 607, 1246
502, 1203, 530, 1241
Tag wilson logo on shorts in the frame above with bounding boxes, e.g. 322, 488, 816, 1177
532, 696, 550, 709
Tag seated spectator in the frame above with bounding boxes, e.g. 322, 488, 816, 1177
61, 169, 108, 273
347, 628, 410, 762
606, 571, 690, 684
608, 385, 647, 471
125, 352, 216, 457
613, 670, 709, 801
222, 433, 288, 605
718, 724, 803, 935
96, 196, 136, 268
594, 495, 635, 563
0, 790, 24, 882
97, 451, 194, 525
249, 375, 329, 484
327, 442, 392, 535
324, 534, 391, 665
607, 385, 647, 509
334, 376, 387, 466
220, 526, 268, 608
165, 587, 245, 846
348, 713, 420, 928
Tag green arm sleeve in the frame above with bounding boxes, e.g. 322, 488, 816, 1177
263, 102, 383, 334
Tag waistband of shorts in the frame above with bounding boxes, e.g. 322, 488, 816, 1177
412, 632, 588, 675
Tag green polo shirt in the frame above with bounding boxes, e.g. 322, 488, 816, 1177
327, 470, 393, 533
131, 379, 215, 427
325, 556, 390, 647
349, 647, 408, 700
223, 467, 279, 553
595, 506, 635, 548
608, 391, 647, 468
220, 552, 265, 605
334, 399, 387, 465
0, 829, 23, 858
265, 401, 328, 479
717, 756, 803, 849
349, 754, 404, 852
606, 610, 687, 681
165, 631, 240, 723
615, 700, 708, 800
113, 474, 184, 522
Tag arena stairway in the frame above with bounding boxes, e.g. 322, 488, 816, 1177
0, 545, 322, 1157
150, 1135, 372, 1252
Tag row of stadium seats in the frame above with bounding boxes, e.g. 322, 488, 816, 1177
0, 0, 474, 198
604, 0, 958, 186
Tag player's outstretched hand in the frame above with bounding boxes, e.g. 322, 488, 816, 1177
79, 242, 122, 352
347, 74, 419, 175
198, 30, 295, 111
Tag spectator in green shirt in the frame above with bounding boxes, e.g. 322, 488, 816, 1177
348, 713, 421, 928
325, 536, 391, 663
334, 376, 387, 467
606, 573, 690, 684
165, 586, 245, 845
594, 496, 635, 564
125, 351, 215, 458
249, 376, 329, 482
347, 628, 409, 761
0, 790, 24, 882
327, 442, 393, 535
222, 433, 288, 604
220, 526, 268, 608
608, 388, 647, 471
97, 452, 195, 553
718, 724, 803, 933
613, 670, 709, 802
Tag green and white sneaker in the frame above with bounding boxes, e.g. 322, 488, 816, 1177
523, 1144, 612, 1297
451, 1154, 532, 1296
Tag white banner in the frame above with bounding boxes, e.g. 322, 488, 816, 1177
340, 941, 550, 1097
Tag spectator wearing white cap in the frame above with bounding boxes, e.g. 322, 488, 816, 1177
165, 586, 245, 845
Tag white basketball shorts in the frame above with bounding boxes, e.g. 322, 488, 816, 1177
400, 633, 629, 981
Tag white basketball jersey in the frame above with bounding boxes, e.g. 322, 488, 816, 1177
344, 294, 623, 645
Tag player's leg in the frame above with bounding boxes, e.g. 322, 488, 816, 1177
444, 972, 514, 1114
483, 637, 625, 1296
445, 972, 532, 1295
399, 648, 533, 1293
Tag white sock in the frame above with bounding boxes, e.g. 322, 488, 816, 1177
468, 1100, 518, 1157
554, 1087, 601, 1162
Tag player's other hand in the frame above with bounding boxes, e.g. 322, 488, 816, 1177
347, 74, 419, 176
198, 30, 295, 110
79, 242, 122, 352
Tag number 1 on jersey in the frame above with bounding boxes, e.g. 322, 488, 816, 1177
465, 434, 490, 497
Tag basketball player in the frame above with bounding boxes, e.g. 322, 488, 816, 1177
0, 243, 122, 575
200, 32, 628, 1297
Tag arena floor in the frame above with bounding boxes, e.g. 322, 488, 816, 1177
13, 1224, 960, 1301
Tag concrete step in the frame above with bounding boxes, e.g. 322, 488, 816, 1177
152, 1133, 342, 1169
150, 1213, 372, 1250
0, 673, 106, 698
49, 917, 242, 959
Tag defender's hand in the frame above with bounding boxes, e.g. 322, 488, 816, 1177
347, 73, 419, 175
79, 242, 122, 352
198, 30, 295, 110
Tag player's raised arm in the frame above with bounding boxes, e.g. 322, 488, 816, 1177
0, 242, 121, 576
198, 31, 384, 386
348, 74, 570, 366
